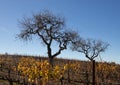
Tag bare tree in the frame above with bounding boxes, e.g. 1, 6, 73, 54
71, 38, 109, 85
72, 38, 109, 61
17, 10, 78, 66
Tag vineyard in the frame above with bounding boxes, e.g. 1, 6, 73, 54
0, 54, 120, 85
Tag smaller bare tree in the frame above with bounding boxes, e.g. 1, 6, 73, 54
71, 38, 109, 61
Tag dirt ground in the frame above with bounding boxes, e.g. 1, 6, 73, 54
0, 80, 10, 85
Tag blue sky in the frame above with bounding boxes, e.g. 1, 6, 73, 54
0, 0, 120, 64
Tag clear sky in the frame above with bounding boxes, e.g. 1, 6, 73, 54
0, 0, 120, 64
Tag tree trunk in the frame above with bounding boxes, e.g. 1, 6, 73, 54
92, 60, 95, 85
47, 44, 54, 67
49, 57, 54, 67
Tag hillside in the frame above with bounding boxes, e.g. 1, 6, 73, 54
0, 54, 120, 85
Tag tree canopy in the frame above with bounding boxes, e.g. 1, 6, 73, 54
17, 10, 79, 65
71, 38, 109, 61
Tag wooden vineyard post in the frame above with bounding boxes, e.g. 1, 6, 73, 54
85, 71, 89, 85
67, 60, 70, 83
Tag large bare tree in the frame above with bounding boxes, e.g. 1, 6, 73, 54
17, 11, 78, 66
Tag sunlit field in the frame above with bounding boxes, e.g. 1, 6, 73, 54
0, 54, 120, 85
